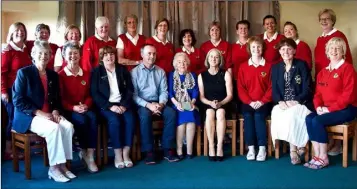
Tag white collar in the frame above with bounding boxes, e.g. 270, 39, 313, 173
322, 28, 337, 37
125, 32, 139, 41
211, 39, 221, 47
64, 66, 83, 77
248, 58, 266, 67
263, 32, 278, 42
295, 39, 300, 45
326, 59, 345, 71
182, 46, 195, 54
9, 41, 26, 52
153, 35, 168, 45
95, 33, 113, 42
236, 39, 247, 46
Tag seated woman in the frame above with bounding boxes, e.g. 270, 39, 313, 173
270, 38, 313, 165
168, 52, 200, 159
12, 40, 75, 182
90, 46, 135, 169
304, 37, 357, 169
58, 41, 98, 173
198, 48, 233, 162
237, 36, 272, 162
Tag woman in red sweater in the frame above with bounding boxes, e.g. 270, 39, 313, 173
26, 23, 59, 70
82, 16, 117, 72
117, 14, 146, 71
283, 21, 312, 70
58, 42, 99, 173
305, 37, 357, 169
237, 36, 272, 162
1, 22, 32, 160
232, 20, 250, 80
200, 21, 232, 74
314, 9, 353, 78
175, 29, 205, 75
145, 18, 174, 74
54, 25, 82, 72
260, 15, 284, 65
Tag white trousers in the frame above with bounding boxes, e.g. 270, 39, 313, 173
29, 116, 74, 166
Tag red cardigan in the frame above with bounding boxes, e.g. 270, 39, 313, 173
231, 43, 249, 80
259, 33, 285, 65
118, 34, 146, 71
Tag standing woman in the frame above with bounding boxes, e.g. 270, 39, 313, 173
176, 29, 205, 75
90, 46, 135, 169
58, 41, 98, 173
54, 25, 82, 72
237, 36, 272, 162
117, 14, 146, 71
82, 16, 117, 72
168, 52, 200, 159
200, 21, 232, 73
283, 21, 312, 70
198, 48, 233, 161
26, 24, 59, 70
232, 20, 251, 80
314, 9, 353, 78
260, 15, 285, 65
1, 22, 32, 160
145, 18, 174, 74
12, 41, 75, 182
270, 38, 313, 165
305, 37, 357, 169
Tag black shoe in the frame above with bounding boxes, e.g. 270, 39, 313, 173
145, 152, 156, 165
186, 154, 193, 159
164, 149, 180, 162
208, 156, 216, 161
217, 155, 224, 162
178, 154, 185, 160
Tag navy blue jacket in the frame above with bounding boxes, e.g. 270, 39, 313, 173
12, 65, 62, 133
90, 63, 134, 110
271, 59, 312, 106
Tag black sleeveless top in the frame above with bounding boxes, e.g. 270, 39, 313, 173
201, 69, 227, 101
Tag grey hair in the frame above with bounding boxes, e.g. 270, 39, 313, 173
173, 52, 190, 70
325, 37, 347, 60
62, 41, 81, 58
95, 16, 110, 28
204, 48, 224, 69
31, 40, 52, 59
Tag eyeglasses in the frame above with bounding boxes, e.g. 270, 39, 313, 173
319, 17, 331, 22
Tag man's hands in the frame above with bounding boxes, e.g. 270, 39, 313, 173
146, 102, 164, 115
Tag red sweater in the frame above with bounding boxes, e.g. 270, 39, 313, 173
314, 30, 353, 77
82, 36, 117, 72
237, 60, 272, 104
231, 43, 249, 80
118, 34, 146, 71
26, 40, 58, 70
145, 37, 174, 74
200, 40, 232, 70
1, 45, 32, 93
175, 47, 205, 75
259, 33, 284, 65
295, 41, 312, 70
313, 62, 357, 112
58, 69, 92, 111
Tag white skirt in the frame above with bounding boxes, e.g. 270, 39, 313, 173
271, 104, 311, 148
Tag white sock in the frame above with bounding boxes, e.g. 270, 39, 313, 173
259, 146, 266, 152
248, 145, 255, 152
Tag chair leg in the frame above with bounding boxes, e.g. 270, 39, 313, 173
239, 120, 244, 155
96, 125, 102, 168
343, 127, 348, 168
66, 160, 71, 170
12, 133, 19, 172
43, 145, 49, 167
283, 142, 288, 154
232, 122, 237, 156
267, 121, 272, 157
353, 125, 357, 161
24, 136, 31, 179
275, 140, 280, 159
196, 127, 201, 156
131, 135, 137, 162
102, 124, 108, 165
203, 127, 208, 156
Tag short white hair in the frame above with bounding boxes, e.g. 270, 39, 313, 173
173, 52, 190, 70
325, 37, 347, 59
95, 16, 110, 28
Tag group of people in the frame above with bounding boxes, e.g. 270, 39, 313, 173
1, 8, 356, 183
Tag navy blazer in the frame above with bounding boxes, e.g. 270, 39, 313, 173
12, 65, 62, 133
90, 63, 134, 110
271, 59, 312, 105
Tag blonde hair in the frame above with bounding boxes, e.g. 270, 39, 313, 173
325, 37, 346, 60
64, 25, 82, 42
204, 48, 224, 69
124, 14, 138, 25
246, 36, 266, 56
31, 40, 52, 60
318, 9, 336, 26
95, 16, 110, 28
6, 22, 27, 44
173, 52, 190, 70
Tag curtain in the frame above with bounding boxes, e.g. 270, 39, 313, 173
57, 1, 279, 47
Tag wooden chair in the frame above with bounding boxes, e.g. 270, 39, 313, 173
325, 120, 357, 168
203, 119, 237, 156
239, 116, 272, 157
11, 131, 48, 179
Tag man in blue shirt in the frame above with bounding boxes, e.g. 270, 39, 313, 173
131, 44, 179, 164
